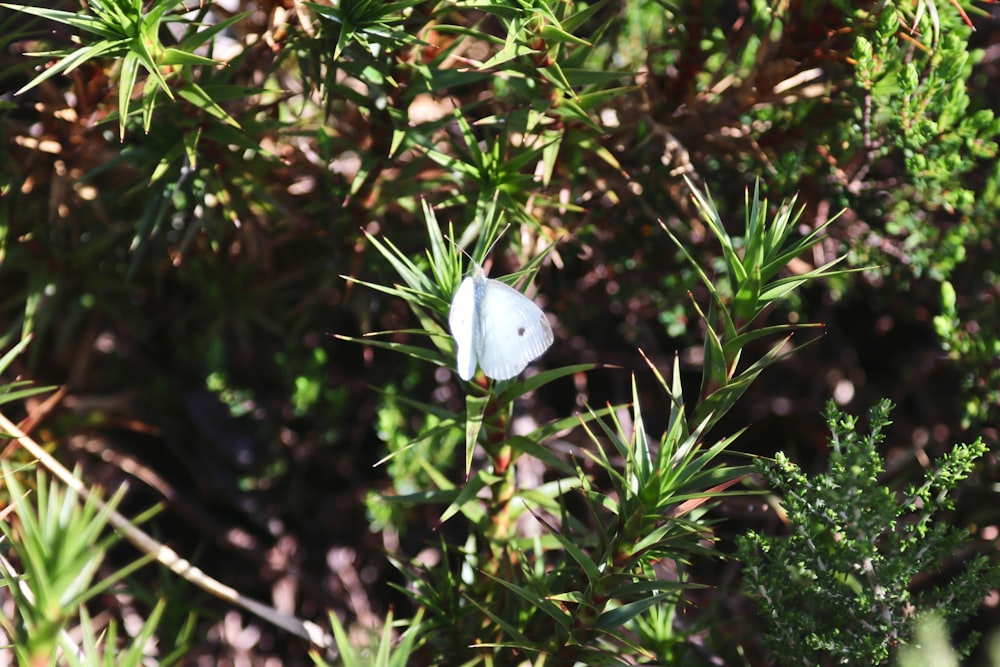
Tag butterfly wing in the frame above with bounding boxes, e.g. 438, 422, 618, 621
475, 279, 554, 381
448, 275, 480, 381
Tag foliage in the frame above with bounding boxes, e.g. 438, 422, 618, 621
0, 336, 54, 407
739, 399, 998, 666
0, 461, 190, 666
846, 5, 999, 279
934, 278, 1000, 427
312, 608, 425, 667
345, 178, 851, 663
0, 0, 997, 664
0, 0, 243, 139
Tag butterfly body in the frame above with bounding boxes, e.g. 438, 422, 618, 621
448, 263, 553, 381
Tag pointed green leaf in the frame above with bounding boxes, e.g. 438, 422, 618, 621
15, 39, 128, 96
438, 468, 501, 525
0, 4, 123, 38
177, 81, 241, 128
333, 333, 449, 369
596, 593, 673, 630
118, 50, 141, 139
479, 570, 572, 627
732, 263, 761, 325
462, 393, 490, 475
160, 47, 218, 66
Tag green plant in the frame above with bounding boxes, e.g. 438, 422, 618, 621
347, 178, 853, 663
312, 608, 425, 667
0, 339, 183, 663
846, 4, 1000, 282
739, 399, 998, 666
2, 0, 996, 662
0, 0, 244, 138
934, 278, 1000, 427
0, 336, 54, 406
665, 177, 852, 426
0, 462, 168, 666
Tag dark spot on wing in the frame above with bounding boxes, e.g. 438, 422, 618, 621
517, 327, 526, 336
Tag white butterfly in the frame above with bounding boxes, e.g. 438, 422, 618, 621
448, 262, 554, 381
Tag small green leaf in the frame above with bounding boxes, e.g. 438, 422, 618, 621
0, 3, 123, 38
15, 39, 128, 96
160, 47, 218, 66
177, 81, 242, 128
438, 469, 501, 525
118, 50, 140, 139
462, 393, 491, 475
596, 593, 673, 630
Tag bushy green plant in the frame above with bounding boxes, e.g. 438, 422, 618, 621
934, 278, 1000, 427
311, 608, 424, 667
0, 0, 244, 139
344, 178, 853, 663
1, 0, 997, 663
0, 461, 185, 666
0, 338, 199, 663
739, 399, 998, 666
845, 4, 1000, 281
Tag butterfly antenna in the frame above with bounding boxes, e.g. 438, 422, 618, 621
444, 234, 475, 263
446, 222, 511, 269
482, 224, 511, 259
